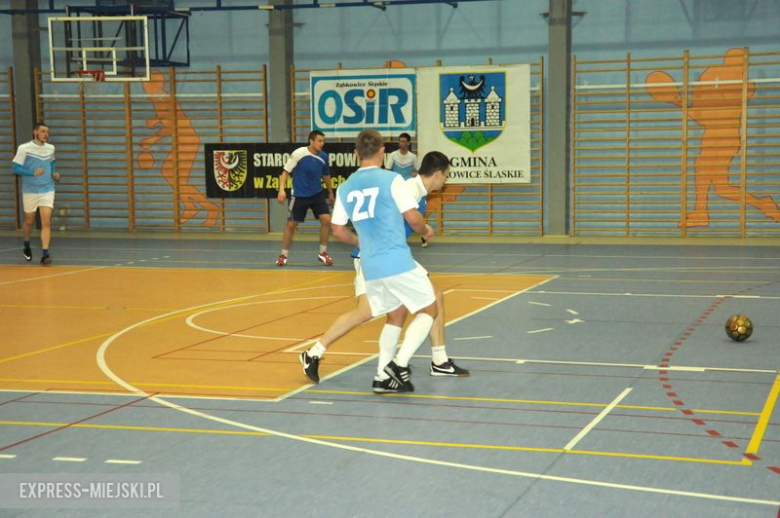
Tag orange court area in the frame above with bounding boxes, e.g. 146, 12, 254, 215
0, 266, 552, 400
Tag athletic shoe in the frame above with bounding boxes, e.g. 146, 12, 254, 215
372, 377, 407, 394
276, 254, 288, 266
317, 251, 333, 266
299, 351, 320, 383
23, 247, 32, 262
40, 255, 52, 266
430, 360, 470, 377
421, 237, 428, 248
383, 361, 414, 392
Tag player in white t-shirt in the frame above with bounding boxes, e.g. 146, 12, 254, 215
12, 122, 59, 265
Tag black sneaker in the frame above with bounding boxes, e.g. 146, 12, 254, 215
430, 360, 470, 377
23, 247, 32, 262
372, 377, 407, 394
421, 237, 428, 248
40, 255, 52, 266
299, 351, 320, 383
383, 361, 414, 392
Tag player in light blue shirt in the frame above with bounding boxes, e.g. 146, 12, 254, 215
299, 129, 437, 392
12, 122, 59, 265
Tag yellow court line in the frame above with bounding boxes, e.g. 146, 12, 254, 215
746, 374, 780, 455
0, 420, 748, 466
0, 382, 764, 416
0, 332, 116, 365
0, 304, 176, 312
0, 379, 287, 392
0, 271, 342, 367
300, 389, 764, 416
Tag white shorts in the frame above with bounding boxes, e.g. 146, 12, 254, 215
354, 258, 366, 297
22, 191, 55, 213
364, 263, 436, 317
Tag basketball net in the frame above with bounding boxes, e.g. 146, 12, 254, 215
76, 70, 106, 98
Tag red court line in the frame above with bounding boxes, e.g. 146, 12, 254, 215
0, 394, 152, 452
152, 296, 353, 359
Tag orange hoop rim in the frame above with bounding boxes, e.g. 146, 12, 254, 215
76, 70, 106, 82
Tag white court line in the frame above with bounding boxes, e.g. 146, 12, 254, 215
528, 290, 780, 300
454, 336, 493, 341
566, 309, 579, 315
564, 388, 633, 451
527, 328, 554, 334
309, 401, 333, 405
185, 295, 345, 340
105, 459, 142, 465
471, 296, 501, 301
0, 266, 108, 287
527, 301, 551, 307
53, 457, 87, 462
96, 308, 780, 508
0, 454, 16, 459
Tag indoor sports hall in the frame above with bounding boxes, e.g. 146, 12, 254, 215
1, 1, 780, 517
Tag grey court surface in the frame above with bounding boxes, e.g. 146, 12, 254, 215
1, 234, 779, 517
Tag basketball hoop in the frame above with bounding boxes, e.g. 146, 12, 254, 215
76, 70, 106, 97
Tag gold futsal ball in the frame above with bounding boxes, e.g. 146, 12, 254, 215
725, 315, 753, 342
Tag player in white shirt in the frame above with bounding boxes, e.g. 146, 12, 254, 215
12, 122, 59, 265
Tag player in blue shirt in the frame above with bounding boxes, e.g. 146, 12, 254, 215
12, 122, 59, 265
275, 130, 335, 266
300, 130, 438, 391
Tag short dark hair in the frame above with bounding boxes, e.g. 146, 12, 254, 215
418, 151, 449, 177
308, 130, 325, 142
398, 132, 411, 141
355, 129, 383, 159
33, 122, 48, 131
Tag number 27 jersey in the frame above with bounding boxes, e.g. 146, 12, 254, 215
332, 166, 419, 281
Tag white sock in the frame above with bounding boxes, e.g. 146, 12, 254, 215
308, 341, 327, 359
377, 324, 402, 378
319, 244, 327, 253
431, 345, 449, 365
394, 314, 434, 367
282, 249, 289, 256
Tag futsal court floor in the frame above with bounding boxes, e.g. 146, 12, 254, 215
0, 232, 779, 517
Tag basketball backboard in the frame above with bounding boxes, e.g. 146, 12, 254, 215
48, 15, 150, 82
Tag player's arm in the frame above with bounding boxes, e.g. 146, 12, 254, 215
330, 193, 359, 246
322, 154, 334, 203
51, 160, 60, 182
277, 170, 290, 202
11, 147, 38, 176
392, 175, 432, 239
402, 208, 433, 240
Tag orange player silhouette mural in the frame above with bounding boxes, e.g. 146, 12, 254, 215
137, 70, 221, 227
647, 48, 780, 228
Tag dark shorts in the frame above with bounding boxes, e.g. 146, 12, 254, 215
288, 191, 330, 222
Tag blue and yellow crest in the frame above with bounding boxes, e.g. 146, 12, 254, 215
439, 72, 506, 152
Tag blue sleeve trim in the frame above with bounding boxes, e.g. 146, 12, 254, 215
12, 162, 34, 177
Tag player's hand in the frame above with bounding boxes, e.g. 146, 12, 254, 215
422, 224, 434, 241
277, 190, 286, 203
34, 168, 44, 176
52, 172, 60, 181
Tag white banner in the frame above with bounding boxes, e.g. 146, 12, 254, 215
417, 64, 531, 184
310, 68, 416, 138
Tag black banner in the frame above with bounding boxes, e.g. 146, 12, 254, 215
205, 142, 398, 199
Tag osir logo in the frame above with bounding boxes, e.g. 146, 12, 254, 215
311, 72, 416, 136
213, 150, 248, 192
439, 72, 506, 152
